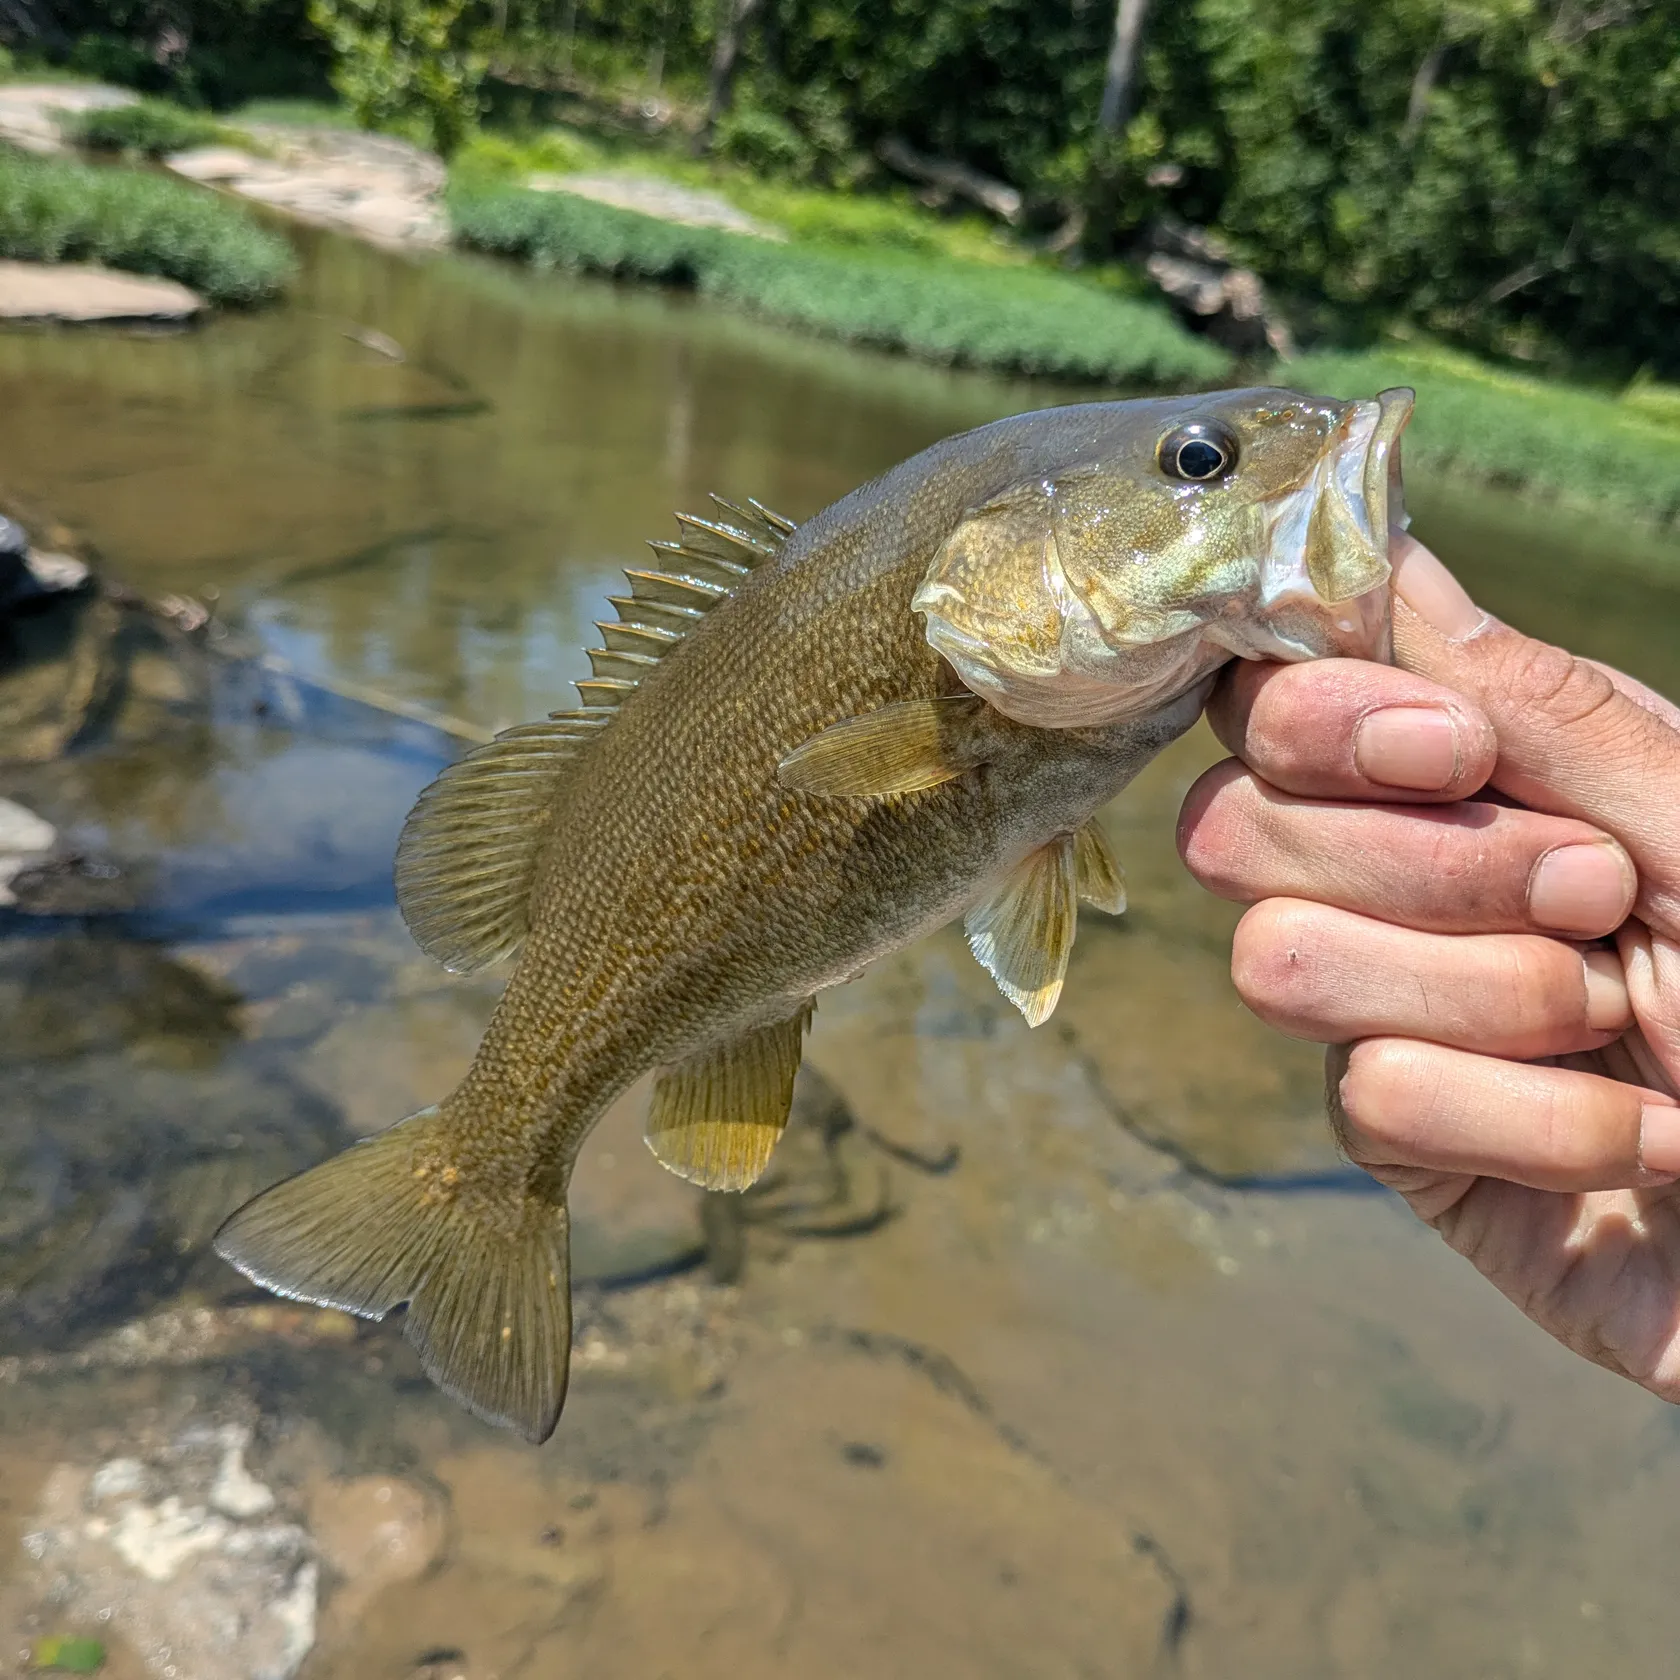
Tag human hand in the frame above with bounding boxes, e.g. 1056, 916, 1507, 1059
1176, 536, 1680, 1398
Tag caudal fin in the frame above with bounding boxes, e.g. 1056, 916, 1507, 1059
212, 1107, 572, 1444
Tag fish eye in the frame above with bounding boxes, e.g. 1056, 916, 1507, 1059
1158, 423, 1237, 483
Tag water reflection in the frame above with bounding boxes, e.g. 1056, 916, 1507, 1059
2, 228, 1680, 1678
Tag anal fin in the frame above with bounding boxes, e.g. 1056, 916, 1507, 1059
645, 1003, 814, 1190
1073, 819, 1126, 914
966, 836, 1078, 1027
777, 696, 987, 799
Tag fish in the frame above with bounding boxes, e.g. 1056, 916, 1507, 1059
214, 385, 1414, 1443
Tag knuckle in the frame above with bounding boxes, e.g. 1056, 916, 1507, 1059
1494, 637, 1620, 731
1493, 938, 1576, 1027
1530, 1081, 1606, 1177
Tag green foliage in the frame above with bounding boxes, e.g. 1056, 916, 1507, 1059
1292, 346, 1680, 529
306, 0, 485, 153
448, 181, 1230, 385
1186, 0, 1680, 371
512, 0, 1679, 374
712, 104, 813, 180
0, 147, 296, 303
64, 97, 230, 155
450, 125, 599, 186
39, 0, 1679, 372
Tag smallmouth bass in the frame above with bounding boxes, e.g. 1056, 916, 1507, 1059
216, 386, 1413, 1441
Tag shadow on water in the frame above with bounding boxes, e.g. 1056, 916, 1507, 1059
2, 226, 1680, 1679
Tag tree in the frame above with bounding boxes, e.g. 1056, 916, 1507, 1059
308, 0, 485, 153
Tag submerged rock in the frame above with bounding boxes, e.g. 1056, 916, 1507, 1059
21, 1422, 317, 1680
0, 1022, 350, 1349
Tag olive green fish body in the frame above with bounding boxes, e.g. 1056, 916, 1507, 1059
215, 387, 1414, 1442
458, 406, 1222, 1170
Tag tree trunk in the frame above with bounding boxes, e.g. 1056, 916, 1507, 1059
1097, 0, 1151, 135
1401, 37, 1447, 145
701, 0, 764, 147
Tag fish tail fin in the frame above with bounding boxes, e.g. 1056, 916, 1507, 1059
212, 1105, 572, 1444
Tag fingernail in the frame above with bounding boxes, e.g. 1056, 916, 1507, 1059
1353, 706, 1460, 790
1582, 948, 1632, 1032
1392, 539, 1488, 642
1640, 1102, 1680, 1179
1529, 842, 1635, 936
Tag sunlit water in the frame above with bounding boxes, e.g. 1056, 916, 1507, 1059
3, 227, 1680, 1680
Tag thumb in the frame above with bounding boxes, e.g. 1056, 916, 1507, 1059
1390, 536, 1680, 943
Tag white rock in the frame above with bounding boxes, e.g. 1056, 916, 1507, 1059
0, 797, 54, 856
20, 1424, 319, 1680
0, 260, 202, 323
0, 82, 137, 155
208, 1423, 277, 1519
109, 1495, 232, 1582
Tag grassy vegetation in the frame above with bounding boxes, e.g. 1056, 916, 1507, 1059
448, 181, 1231, 386
452, 126, 1028, 268
61, 98, 235, 156
227, 98, 361, 129
0, 146, 295, 304
1291, 345, 1680, 529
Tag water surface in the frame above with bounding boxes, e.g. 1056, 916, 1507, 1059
3, 228, 1680, 1680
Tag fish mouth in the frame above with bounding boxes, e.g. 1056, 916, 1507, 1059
1306, 385, 1415, 606
1361, 385, 1414, 548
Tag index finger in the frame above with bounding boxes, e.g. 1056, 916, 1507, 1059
1391, 538, 1680, 942
1206, 657, 1498, 803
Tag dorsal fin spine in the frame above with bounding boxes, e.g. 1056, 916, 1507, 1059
397, 496, 796, 975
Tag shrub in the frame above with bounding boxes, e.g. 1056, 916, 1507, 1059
712, 105, 814, 182
0, 148, 296, 305
64, 100, 231, 157
447, 182, 1230, 387
307, 0, 485, 155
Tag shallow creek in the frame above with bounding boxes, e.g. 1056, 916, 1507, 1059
3, 227, 1680, 1680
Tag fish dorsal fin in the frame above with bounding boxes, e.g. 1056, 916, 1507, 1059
645, 1002, 814, 1190
777, 696, 988, 798
1073, 819, 1126, 913
396, 497, 794, 974
396, 712, 609, 973
580, 495, 793, 710
966, 835, 1079, 1027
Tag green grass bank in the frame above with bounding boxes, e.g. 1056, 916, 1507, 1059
62, 98, 233, 157
1293, 347, 1680, 531
0, 145, 295, 304
447, 181, 1232, 388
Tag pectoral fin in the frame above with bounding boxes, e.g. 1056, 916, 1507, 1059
1073, 820, 1126, 914
645, 1003, 815, 1190
777, 696, 987, 799
965, 836, 1078, 1027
